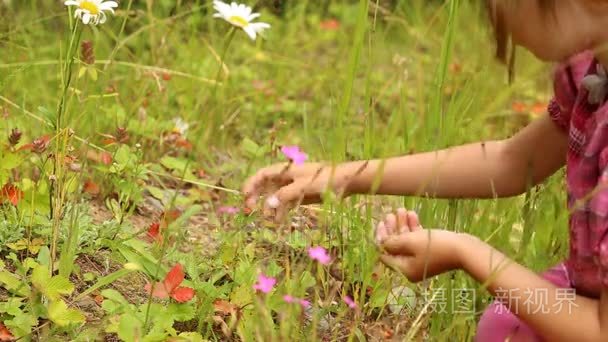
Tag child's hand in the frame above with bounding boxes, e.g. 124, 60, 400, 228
375, 208, 465, 282
242, 162, 365, 219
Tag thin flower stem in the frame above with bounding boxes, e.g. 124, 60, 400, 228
206, 27, 237, 142
50, 21, 82, 273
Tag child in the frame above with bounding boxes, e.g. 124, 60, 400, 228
243, 0, 608, 340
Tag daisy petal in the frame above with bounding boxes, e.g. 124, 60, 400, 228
243, 26, 257, 40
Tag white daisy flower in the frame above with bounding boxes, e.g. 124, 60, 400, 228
213, 1, 270, 41
64, 0, 118, 26
173, 117, 189, 136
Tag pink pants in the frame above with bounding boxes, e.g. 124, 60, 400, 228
475, 264, 571, 342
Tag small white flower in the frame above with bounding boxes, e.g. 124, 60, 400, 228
64, 0, 118, 26
173, 117, 189, 136
213, 1, 270, 40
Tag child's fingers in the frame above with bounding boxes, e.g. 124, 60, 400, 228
385, 213, 397, 236
381, 235, 413, 255
406, 211, 422, 231
243, 165, 290, 208
379, 254, 399, 269
375, 221, 388, 244
379, 254, 412, 276
396, 208, 408, 233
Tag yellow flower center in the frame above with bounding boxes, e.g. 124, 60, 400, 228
228, 16, 249, 28
79, 1, 100, 15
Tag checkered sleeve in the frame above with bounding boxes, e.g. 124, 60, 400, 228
591, 148, 608, 288
597, 232, 608, 287
579, 144, 608, 287
549, 52, 596, 132
547, 98, 570, 132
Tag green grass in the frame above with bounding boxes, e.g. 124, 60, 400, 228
0, 0, 568, 341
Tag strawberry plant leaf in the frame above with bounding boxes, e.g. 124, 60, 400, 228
164, 264, 185, 292
47, 300, 85, 327
0, 270, 31, 297
171, 287, 195, 303
5, 311, 36, 337
117, 313, 143, 342
32, 265, 74, 301
167, 303, 196, 321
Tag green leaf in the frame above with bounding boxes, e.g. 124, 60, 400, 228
0, 297, 24, 316
241, 138, 265, 157
37, 246, 51, 268
0, 152, 23, 170
175, 332, 205, 342
299, 271, 316, 289
146, 186, 166, 202
167, 303, 195, 322
118, 313, 143, 342
230, 284, 252, 307
48, 300, 85, 327
76, 268, 133, 301
160, 156, 190, 171
5, 311, 37, 337
114, 145, 132, 166
369, 286, 389, 308
32, 265, 74, 301
0, 270, 31, 297
114, 241, 165, 279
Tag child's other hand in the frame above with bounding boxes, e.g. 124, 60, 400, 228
375, 208, 464, 282
242, 162, 359, 220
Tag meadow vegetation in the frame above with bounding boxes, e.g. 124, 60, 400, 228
0, 0, 567, 340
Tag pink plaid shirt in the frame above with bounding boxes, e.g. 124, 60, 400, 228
549, 51, 608, 297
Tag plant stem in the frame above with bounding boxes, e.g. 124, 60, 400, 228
203, 27, 236, 144
50, 21, 82, 274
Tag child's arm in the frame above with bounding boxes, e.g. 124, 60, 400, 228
349, 114, 567, 198
380, 231, 607, 342
459, 235, 607, 342
244, 114, 567, 209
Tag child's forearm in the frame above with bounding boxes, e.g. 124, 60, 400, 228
458, 235, 607, 342
346, 115, 566, 199
347, 140, 512, 198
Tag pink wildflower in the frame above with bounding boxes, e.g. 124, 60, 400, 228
299, 299, 311, 308
343, 295, 357, 309
253, 274, 276, 294
217, 206, 239, 214
281, 145, 308, 165
307, 246, 331, 265
283, 294, 311, 308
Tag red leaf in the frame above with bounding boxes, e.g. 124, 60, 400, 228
17, 143, 33, 152
162, 209, 181, 224
93, 294, 104, 305
1, 184, 24, 206
320, 19, 340, 30
144, 282, 170, 299
163, 264, 185, 293
171, 286, 195, 303
0, 322, 14, 341
175, 138, 192, 150
213, 299, 238, 315
83, 179, 100, 195
85, 150, 113, 165
100, 152, 112, 165
511, 101, 527, 113
532, 102, 546, 115
146, 222, 163, 243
